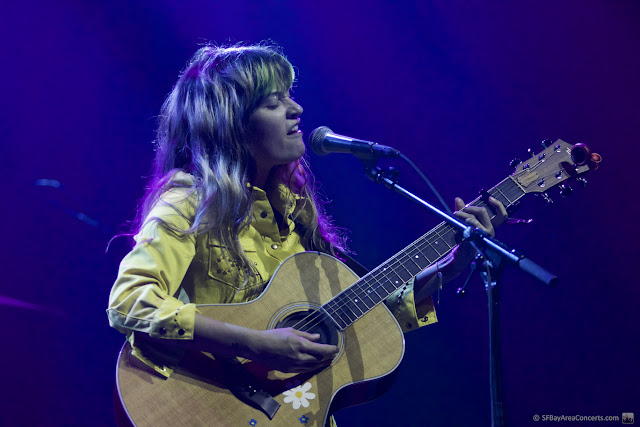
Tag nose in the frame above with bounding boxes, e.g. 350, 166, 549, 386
287, 98, 303, 117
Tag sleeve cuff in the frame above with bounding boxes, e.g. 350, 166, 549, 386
149, 299, 197, 339
384, 277, 438, 333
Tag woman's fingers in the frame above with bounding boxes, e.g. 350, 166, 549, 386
487, 196, 508, 227
453, 197, 499, 236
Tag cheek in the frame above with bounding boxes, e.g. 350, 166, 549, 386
247, 114, 280, 144
245, 121, 263, 145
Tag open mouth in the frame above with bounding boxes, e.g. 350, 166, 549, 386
287, 124, 300, 135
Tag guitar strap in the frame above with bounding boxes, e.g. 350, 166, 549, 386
218, 356, 281, 419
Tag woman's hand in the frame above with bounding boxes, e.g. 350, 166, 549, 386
249, 327, 338, 373
412, 196, 509, 313
453, 196, 507, 237
449, 196, 508, 269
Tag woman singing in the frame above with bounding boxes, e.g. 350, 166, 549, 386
108, 43, 506, 425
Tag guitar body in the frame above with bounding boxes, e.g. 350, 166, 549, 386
116, 252, 405, 427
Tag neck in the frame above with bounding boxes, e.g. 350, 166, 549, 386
253, 166, 275, 190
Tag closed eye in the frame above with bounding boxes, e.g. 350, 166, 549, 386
262, 91, 293, 109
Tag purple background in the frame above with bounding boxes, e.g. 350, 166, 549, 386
1, 1, 638, 426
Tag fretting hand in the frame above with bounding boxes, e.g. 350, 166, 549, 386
449, 196, 508, 269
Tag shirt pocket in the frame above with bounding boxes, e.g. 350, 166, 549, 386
206, 234, 265, 291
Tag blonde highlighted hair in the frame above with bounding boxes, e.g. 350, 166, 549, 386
135, 43, 346, 286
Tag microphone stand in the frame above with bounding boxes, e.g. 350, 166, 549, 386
360, 159, 557, 427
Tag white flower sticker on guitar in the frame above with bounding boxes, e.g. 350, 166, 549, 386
283, 382, 316, 409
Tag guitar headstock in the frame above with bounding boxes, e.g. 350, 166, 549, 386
511, 139, 601, 197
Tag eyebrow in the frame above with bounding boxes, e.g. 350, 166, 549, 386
262, 90, 290, 105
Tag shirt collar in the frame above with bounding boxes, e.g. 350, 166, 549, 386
250, 183, 312, 224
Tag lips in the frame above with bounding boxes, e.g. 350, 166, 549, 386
287, 123, 300, 135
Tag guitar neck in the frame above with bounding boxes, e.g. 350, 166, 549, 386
322, 176, 525, 330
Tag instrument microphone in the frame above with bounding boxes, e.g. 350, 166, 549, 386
308, 126, 401, 159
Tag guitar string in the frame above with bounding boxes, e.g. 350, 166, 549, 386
511, 146, 570, 184
291, 231, 443, 333
289, 209, 471, 332
288, 179, 526, 334
313, 217, 462, 328
288, 181, 525, 333
306, 181, 525, 331
292, 223, 472, 333
313, 219, 461, 327
322, 180, 522, 314
291, 226, 457, 333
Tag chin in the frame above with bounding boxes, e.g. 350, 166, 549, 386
290, 140, 306, 159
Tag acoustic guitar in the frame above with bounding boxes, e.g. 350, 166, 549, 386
115, 140, 600, 426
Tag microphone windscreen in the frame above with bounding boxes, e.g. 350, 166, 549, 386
308, 126, 332, 155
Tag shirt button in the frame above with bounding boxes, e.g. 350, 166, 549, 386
159, 327, 167, 335
260, 211, 268, 218
271, 244, 279, 250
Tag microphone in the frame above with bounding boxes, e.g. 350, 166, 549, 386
308, 126, 400, 159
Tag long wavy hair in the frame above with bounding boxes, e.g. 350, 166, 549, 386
135, 43, 347, 286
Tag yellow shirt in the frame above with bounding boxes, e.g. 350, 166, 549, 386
107, 177, 436, 376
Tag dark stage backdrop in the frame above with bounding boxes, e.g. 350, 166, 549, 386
1, 1, 638, 426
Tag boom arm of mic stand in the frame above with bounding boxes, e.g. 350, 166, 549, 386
362, 163, 558, 286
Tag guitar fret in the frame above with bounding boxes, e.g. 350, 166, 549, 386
357, 285, 377, 307
492, 187, 510, 207
363, 275, 385, 297
345, 288, 368, 314
375, 267, 404, 293
322, 176, 527, 329
391, 263, 415, 283
413, 242, 437, 265
325, 298, 355, 328
344, 299, 363, 318
374, 267, 402, 290
324, 305, 348, 330
339, 303, 358, 323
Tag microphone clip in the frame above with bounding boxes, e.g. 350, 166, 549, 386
362, 161, 401, 185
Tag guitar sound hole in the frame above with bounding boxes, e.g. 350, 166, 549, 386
275, 309, 339, 346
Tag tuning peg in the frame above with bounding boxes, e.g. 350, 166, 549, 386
527, 148, 535, 158
541, 139, 553, 149
559, 184, 573, 197
576, 177, 587, 187
541, 193, 553, 204
509, 158, 522, 169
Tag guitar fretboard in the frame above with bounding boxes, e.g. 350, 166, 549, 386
322, 176, 525, 330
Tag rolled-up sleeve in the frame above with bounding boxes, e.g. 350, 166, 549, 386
107, 188, 198, 341
384, 277, 438, 333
